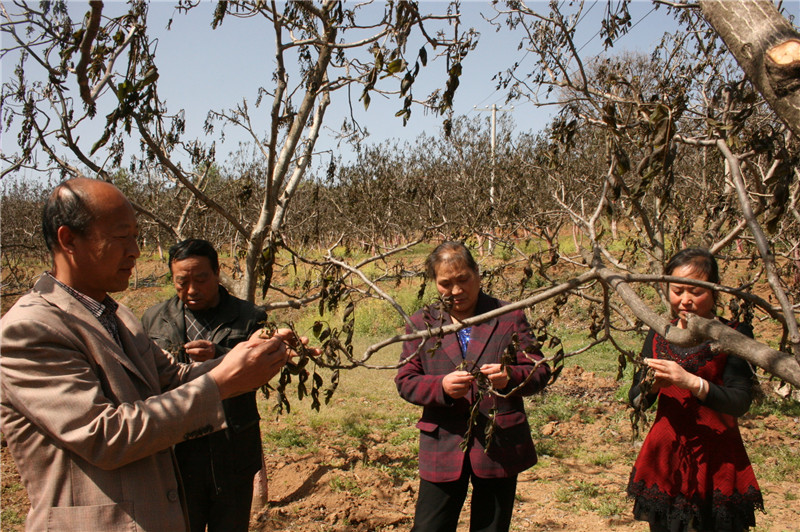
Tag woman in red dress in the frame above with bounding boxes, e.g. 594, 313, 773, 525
627, 248, 763, 531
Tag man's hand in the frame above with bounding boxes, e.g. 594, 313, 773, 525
442, 370, 475, 399
260, 327, 320, 368
183, 340, 215, 362
208, 329, 290, 399
479, 363, 510, 390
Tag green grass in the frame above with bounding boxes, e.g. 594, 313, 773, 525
528, 393, 596, 428
339, 412, 371, 439
0, 509, 24, 526
553, 480, 626, 517
588, 451, 616, 468
0, 482, 23, 496
329, 475, 369, 497
364, 454, 419, 482
554, 480, 599, 503
533, 438, 568, 459
594, 495, 627, 518
748, 394, 800, 418
262, 426, 315, 451
261, 338, 419, 460
749, 442, 800, 483
555, 325, 643, 377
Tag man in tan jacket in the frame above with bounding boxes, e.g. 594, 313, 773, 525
0, 178, 295, 531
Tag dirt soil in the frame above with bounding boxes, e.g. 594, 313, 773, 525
2, 256, 798, 530
249, 367, 800, 532
2, 367, 798, 531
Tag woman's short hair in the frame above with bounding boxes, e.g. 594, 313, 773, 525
665, 247, 720, 307
425, 241, 479, 280
168, 239, 220, 273
664, 247, 719, 284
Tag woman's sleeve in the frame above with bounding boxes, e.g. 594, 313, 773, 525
502, 309, 550, 396
701, 322, 756, 417
394, 320, 452, 407
629, 329, 658, 409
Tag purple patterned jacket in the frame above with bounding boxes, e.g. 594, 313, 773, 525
396, 292, 550, 482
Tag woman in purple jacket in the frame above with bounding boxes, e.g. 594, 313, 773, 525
396, 241, 551, 532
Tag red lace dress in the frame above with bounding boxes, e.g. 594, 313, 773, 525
627, 319, 764, 531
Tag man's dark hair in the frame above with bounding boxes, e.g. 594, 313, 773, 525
168, 239, 219, 273
425, 241, 479, 280
42, 181, 94, 252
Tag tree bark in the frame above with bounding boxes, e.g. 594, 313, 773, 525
699, 0, 800, 136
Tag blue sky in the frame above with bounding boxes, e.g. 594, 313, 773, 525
3, 1, 799, 176
146, 0, 679, 163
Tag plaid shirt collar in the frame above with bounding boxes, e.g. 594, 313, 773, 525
46, 272, 122, 346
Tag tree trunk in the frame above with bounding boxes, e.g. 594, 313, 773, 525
699, 0, 800, 136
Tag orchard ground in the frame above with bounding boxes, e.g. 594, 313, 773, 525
1, 253, 799, 531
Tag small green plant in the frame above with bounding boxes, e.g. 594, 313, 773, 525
573, 480, 601, 498
554, 486, 572, 503
382, 414, 417, 433
589, 452, 615, 467
749, 442, 800, 483
525, 274, 547, 290
529, 392, 597, 427
553, 480, 625, 516
748, 394, 800, 418
533, 438, 566, 459
528, 394, 574, 425
353, 299, 404, 336
0, 481, 23, 495
365, 455, 418, 481
263, 427, 313, 449
594, 495, 626, 517
329, 475, 367, 497
388, 426, 418, 447
340, 413, 371, 439
157, 285, 176, 300
0, 508, 24, 525
494, 243, 515, 261
613, 381, 632, 403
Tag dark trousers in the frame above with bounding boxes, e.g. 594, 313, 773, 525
182, 471, 254, 532
411, 458, 518, 532
178, 444, 255, 532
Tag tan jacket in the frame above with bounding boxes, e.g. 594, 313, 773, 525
0, 275, 227, 531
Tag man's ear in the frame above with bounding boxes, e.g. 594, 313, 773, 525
56, 225, 77, 255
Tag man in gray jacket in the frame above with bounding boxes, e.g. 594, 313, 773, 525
142, 239, 266, 532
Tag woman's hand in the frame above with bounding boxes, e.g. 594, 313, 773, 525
442, 370, 475, 399
645, 359, 704, 397
480, 363, 510, 390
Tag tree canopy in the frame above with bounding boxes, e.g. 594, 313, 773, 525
2, 0, 800, 388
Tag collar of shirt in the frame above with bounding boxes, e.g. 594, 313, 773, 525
46, 272, 122, 346
456, 326, 472, 358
